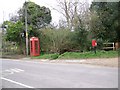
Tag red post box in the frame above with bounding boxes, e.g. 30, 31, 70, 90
30, 37, 40, 56
92, 39, 97, 47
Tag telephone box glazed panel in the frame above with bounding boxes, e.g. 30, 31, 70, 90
30, 37, 40, 56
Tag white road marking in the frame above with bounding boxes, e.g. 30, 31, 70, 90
10, 69, 21, 73
4, 70, 14, 74
3, 68, 25, 76
14, 68, 24, 72
1, 77, 34, 88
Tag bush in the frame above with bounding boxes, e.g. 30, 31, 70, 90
39, 28, 81, 54
50, 54, 59, 60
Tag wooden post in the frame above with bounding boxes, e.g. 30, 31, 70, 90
113, 42, 114, 50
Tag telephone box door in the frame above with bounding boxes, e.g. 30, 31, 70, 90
30, 37, 40, 56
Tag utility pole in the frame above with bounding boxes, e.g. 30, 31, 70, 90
25, 1, 29, 56
1, 11, 4, 58
2, 11, 4, 57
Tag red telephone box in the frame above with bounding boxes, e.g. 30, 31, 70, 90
92, 39, 97, 47
30, 37, 40, 56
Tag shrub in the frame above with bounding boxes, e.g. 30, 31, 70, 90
50, 54, 59, 60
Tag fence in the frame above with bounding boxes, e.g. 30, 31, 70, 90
102, 42, 120, 50
103, 42, 115, 50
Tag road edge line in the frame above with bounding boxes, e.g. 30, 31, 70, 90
1, 77, 34, 88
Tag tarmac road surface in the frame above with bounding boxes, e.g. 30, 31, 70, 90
0, 59, 118, 88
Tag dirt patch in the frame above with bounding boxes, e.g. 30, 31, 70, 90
50, 58, 119, 67
79, 58, 118, 67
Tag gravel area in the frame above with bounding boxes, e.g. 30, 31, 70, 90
79, 58, 118, 67
49, 58, 119, 67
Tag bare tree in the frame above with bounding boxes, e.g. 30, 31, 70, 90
55, 0, 90, 30
58, 18, 67, 28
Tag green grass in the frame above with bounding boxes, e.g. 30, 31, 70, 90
58, 50, 118, 59
32, 50, 118, 60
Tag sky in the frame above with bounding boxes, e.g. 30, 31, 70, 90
0, 0, 93, 25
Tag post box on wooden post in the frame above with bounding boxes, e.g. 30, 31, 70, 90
92, 39, 97, 54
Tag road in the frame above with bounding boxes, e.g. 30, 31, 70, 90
0, 59, 118, 88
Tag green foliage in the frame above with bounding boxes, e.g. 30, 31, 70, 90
3, 1, 120, 56
2, 41, 20, 55
3, 21, 26, 54
32, 53, 59, 60
5, 21, 24, 43
18, 1, 52, 37
39, 28, 80, 54
39, 26, 92, 54
90, 2, 120, 42
58, 51, 118, 59
74, 25, 89, 51
50, 54, 59, 60
3, 1, 52, 54
32, 51, 118, 59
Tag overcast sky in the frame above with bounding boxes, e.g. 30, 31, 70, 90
0, 0, 93, 25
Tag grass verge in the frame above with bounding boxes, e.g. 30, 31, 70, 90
58, 50, 118, 59
32, 50, 118, 60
